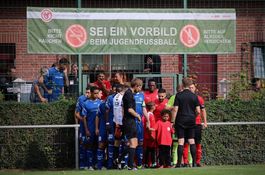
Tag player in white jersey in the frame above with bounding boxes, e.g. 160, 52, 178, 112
112, 85, 127, 168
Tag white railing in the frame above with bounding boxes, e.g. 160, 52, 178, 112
206, 121, 265, 126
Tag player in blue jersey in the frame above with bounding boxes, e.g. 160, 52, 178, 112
44, 58, 69, 102
104, 84, 122, 169
134, 91, 148, 169
95, 100, 107, 170
75, 86, 90, 169
82, 86, 102, 170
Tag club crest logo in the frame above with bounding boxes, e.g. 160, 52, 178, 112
41, 9, 53, 22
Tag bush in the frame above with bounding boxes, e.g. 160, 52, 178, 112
0, 100, 76, 169
0, 99, 264, 168
202, 99, 265, 165
0, 90, 4, 102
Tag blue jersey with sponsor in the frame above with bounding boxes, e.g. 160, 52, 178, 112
44, 67, 65, 102
105, 94, 115, 125
134, 92, 145, 117
82, 98, 102, 134
134, 92, 145, 141
75, 95, 87, 134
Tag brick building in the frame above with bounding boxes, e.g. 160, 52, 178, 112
0, 0, 264, 100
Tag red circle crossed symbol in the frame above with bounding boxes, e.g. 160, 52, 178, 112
180, 24, 200, 48
65, 24, 87, 48
40, 9, 53, 22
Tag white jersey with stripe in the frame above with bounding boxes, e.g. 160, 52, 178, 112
113, 92, 124, 125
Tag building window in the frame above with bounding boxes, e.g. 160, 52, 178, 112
81, 54, 144, 72
80, 54, 144, 83
111, 55, 144, 71
0, 43, 16, 101
82, 55, 104, 71
253, 43, 265, 79
0, 43, 16, 83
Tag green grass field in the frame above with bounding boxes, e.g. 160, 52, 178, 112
1, 165, 265, 175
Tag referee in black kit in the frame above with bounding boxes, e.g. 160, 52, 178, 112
171, 78, 200, 168
118, 78, 142, 170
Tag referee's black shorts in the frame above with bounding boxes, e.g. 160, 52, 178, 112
184, 124, 202, 144
176, 125, 195, 139
122, 118, 137, 140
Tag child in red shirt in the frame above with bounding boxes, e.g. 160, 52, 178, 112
143, 101, 157, 168
154, 109, 174, 168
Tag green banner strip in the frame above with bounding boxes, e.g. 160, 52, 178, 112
27, 7, 236, 54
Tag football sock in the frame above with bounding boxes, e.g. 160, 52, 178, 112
97, 148, 104, 170
119, 145, 129, 163
107, 144, 114, 168
196, 144, 202, 164
128, 148, 136, 169
136, 145, 143, 166
177, 145, 184, 165
86, 149, 93, 167
190, 144, 196, 166
183, 143, 189, 164
79, 145, 85, 168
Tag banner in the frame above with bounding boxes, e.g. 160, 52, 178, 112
27, 7, 236, 54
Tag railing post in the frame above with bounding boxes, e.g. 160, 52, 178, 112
75, 125, 79, 170
183, 0, 188, 77
77, 0, 82, 96
76, 0, 81, 169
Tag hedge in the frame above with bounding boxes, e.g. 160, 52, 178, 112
0, 100, 76, 169
0, 99, 264, 169
202, 99, 265, 165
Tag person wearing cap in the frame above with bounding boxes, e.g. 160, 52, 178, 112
44, 58, 69, 102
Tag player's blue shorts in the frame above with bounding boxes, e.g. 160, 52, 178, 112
79, 122, 87, 143
79, 132, 96, 146
80, 126, 97, 145
98, 122, 107, 143
85, 133, 97, 145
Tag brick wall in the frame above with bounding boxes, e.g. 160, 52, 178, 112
217, 6, 265, 96
0, 19, 57, 81
160, 55, 179, 94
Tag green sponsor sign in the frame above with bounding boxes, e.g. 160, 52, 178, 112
27, 7, 236, 54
